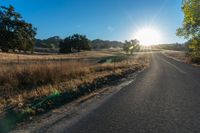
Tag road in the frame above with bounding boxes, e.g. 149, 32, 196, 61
43, 53, 200, 133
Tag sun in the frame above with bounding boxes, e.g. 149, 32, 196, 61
133, 27, 163, 46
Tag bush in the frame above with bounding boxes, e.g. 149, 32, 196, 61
190, 56, 200, 64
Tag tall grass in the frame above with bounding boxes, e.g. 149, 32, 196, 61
0, 52, 150, 113
0, 62, 90, 94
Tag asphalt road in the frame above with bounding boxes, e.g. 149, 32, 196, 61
51, 53, 200, 133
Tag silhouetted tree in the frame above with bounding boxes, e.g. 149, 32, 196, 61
59, 37, 72, 53
59, 34, 91, 53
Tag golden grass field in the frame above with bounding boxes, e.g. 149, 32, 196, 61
0, 50, 150, 114
0, 50, 121, 63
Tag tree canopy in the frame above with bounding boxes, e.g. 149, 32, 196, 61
0, 5, 36, 53
177, 0, 200, 39
59, 34, 91, 53
177, 0, 200, 62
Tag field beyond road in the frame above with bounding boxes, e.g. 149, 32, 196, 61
0, 50, 150, 132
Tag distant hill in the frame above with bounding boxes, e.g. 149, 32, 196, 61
35, 36, 63, 49
91, 39, 124, 49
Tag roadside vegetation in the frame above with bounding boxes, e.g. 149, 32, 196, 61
177, 0, 200, 64
156, 0, 200, 65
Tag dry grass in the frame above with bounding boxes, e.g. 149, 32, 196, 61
0, 49, 121, 63
0, 50, 150, 113
162, 50, 188, 62
163, 51, 200, 66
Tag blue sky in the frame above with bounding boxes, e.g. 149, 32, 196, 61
1, 0, 185, 43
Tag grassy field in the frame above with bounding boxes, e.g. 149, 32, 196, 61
0, 50, 122, 64
0, 50, 150, 132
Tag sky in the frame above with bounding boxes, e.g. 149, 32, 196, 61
1, 0, 186, 44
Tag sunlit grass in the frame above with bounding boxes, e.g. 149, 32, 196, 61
0, 51, 150, 113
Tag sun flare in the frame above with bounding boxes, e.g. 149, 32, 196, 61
134, 27, 163, 46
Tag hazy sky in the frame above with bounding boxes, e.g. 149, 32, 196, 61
1, 0, 186, 43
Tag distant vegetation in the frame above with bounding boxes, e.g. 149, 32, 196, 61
123, 39, 140, 54
91, 39, 124, 49
35, 36, 62, 49
36, 38, 125, 53
153, 43, 187, 51
177, 0, 200, 63
59, 34, 91, 53
0, 5, 36, 53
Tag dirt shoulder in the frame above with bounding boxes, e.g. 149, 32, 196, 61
161, 50, 200, 67
161, 50, 187, 63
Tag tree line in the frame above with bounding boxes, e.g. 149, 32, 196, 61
60, 37, 141, 54
36, 38, 125, 50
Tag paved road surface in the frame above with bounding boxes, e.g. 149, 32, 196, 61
44, 53, 200, 133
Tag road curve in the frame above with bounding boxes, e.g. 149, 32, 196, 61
43, 53, 200, 133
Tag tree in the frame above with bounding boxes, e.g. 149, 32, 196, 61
0, 5, 36, 53
70, 34, 91, 52
177, 0, 200, 61
177, 0, 200, 39
123, 39, 140, 54
59, 34, 91, 53
59, 37, 72, 53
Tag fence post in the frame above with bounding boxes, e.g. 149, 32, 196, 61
60, 57, 63, 72
17, 55, 20, 64
127, 54, 128, 65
